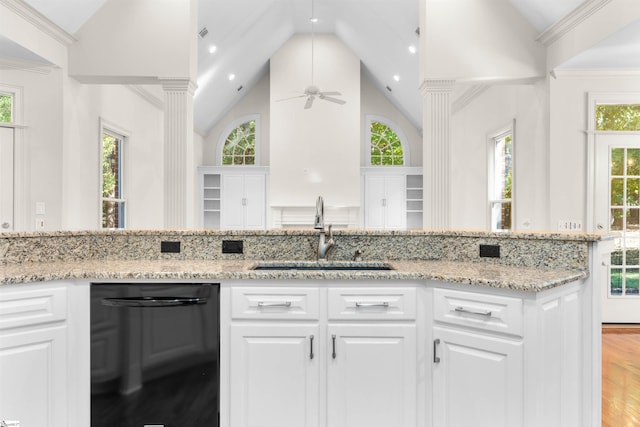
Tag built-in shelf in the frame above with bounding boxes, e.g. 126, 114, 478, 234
406, 174, 423, 230
201, 173, 221, 228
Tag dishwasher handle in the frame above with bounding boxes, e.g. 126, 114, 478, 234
102, 296, 208, 308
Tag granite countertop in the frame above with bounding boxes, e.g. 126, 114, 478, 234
0, 258, 587, 292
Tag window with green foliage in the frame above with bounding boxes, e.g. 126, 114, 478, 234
600, 104, 640, 296
222, 120, 255, 165
370, 121, 404, 166
489, 131, 513, 231
0, 93, 13, 123
102, 130, 125, 229
596, 104, 640, 131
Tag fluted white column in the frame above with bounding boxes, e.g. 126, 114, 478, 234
421, 79, 455, 229
162, 78, 196, 229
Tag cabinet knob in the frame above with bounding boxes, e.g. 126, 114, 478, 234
1, 222, 10, 229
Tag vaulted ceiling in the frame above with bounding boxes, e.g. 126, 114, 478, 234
3, 0, 640, 136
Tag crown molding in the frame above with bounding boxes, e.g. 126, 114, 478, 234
552, 68, 640, 79
0, 57, 55, 74
537, 0, 612, 46
1, 0, 76, 46
452, 85, 489, 114
127, 85, 165, 110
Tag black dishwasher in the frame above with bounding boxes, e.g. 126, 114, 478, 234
90, 283, 219, 427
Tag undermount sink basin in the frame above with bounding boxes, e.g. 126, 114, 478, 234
251, 261, 393, 271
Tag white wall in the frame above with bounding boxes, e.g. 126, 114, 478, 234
422, 0, 544, 82
270, 34, 361, 208
62, 80, 164, 230
451, 82, 548, 231
68, 0, 198, 83
549, 73, 640, 231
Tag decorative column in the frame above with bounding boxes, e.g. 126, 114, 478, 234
420, 79, 455, 229
161, 78, 197, 228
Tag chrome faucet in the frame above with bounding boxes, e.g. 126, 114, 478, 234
314, 196, 336, 260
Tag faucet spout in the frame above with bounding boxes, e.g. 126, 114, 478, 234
313, 196, 336, 260
314, 196, 324, 230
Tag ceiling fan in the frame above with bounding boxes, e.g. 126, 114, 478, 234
276, 0, 346, 109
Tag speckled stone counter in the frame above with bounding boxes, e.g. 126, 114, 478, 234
0, 229, 609, 291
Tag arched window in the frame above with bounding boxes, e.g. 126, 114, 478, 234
367, 117, 408, 166
219, 115, 260, 165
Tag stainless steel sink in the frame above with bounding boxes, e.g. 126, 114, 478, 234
251, 261, 393, 271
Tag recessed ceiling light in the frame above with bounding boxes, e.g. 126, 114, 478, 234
228, 74, 236, 81
393, 75, 400, 82
310, 17, 318, 23
408, 45, 417, 55
209, 45, 217, 54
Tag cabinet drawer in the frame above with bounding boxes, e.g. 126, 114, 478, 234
0, 286, 68, 330
433, 288, 523, 336
231, 287, 319, 320
328, 287, 416, 320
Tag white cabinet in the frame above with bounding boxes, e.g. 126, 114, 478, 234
0, 284, 69, 427
364, 174, 406, 229
327, 324, 416, 427
198, 166, 268, 229
221, 172, 266, 229
361, 168, 423, 230
432, 326, 522, 427
222, 284, 420, 427
230, 324, 320, 427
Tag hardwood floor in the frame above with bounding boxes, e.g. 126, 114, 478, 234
602, 325, 640, 427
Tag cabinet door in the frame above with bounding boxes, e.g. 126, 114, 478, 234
432, 326, 523, 427
0, 326, 67, 427
383, 175, 406, 229
327, 324, 416, 427
243, 174, 266, 229
230, 324, 320, 427
364, 175, 387, 229
221, 174, 245, 229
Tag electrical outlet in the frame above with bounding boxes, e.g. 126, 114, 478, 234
479, 244, 500, 258
160, 241, 181, 253
222, 240, 243, 254
557, 220, 583, 231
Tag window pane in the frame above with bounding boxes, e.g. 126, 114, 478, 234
611, 148, 625, 176
223, 120, 256, 165
611, 208, 624, 231
611, 268, 623, 295
0, 93, 12, 123
625, 268, 639, 295
611, 178, 624, 205
369, 121, 404, 166
491, 202, 512, 231
628, 179, 640, 206
611, 250, 624, 266
102, 134, 121, 198
628, 149, 640, 175
596, 105, 640, 131
102, 201, 125, 228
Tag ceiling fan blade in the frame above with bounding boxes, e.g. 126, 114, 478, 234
319, 91, 341, 96
276, 94, 306, 102
319, 95, 346, 105
304, 96, 315, 109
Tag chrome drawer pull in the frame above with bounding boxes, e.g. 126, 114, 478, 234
433, 338, 441, 364
355, 302, 389, 308
454, 306, 492, 317
257, 301, 292, 308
